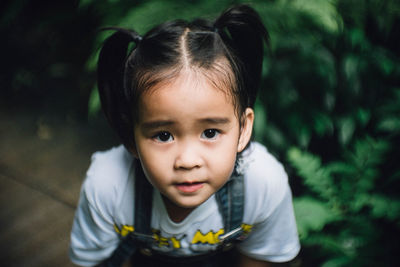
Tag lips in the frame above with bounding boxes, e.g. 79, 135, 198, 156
175, 181, 204, 193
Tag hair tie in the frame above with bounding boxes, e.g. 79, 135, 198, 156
101, 27, 143, 43
123, 29, 142, 43
130, 33, 142, 43
212, 25, 219, 34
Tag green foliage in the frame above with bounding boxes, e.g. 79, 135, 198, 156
293, 196, 339, 238
289, 135, 400, 265
288, 148, 334, 201
255, 0, 399, 265
88, 86, 101, 119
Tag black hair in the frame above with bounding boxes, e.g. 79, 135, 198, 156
97, 4, 269, 151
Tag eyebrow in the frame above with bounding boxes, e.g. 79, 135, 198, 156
141, 117, 231, 130
141, 120, 175, 130
198, 117, 231, 124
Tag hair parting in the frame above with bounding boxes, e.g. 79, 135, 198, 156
97, 4, 269, 151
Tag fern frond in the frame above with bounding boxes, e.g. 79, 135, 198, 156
288, 147, 334, 200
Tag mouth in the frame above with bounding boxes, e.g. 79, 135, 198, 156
175, 181, 204, 193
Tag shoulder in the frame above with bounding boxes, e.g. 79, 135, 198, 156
237, 143, 300, 262
86, 145, 133, 182
70, 145, 134, 266
242, 142, 287, 179
82, 145, 134, 216
242, 141, 288, 193
241, 142, 290, 220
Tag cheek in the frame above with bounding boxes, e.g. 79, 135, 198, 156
134, 138, 167, 183
209, 139, 238, 176
138, 148, 165, 176
139, 154, 170, 190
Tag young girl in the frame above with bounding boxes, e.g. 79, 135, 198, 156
70, 5, 300, 267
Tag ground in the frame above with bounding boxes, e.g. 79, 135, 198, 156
0, 108, 118, 266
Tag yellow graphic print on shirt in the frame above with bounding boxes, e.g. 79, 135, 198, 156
152, 229, 185, 249
241, 223, 252, 234
114, 223, 253, 248
191, 224, 253, 245
191, 228, 224, 245
114, 224, 134, 237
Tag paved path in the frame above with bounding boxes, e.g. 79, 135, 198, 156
0, 109, 117, 266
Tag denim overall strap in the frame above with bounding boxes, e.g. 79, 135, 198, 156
103, 162, 154, 267
132, 163, 153, 237
215, 171, 244, 244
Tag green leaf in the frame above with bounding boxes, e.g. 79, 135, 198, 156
265, 123, 287, 151
350, 137, 388, 168
343, 54, 359, 80
337, 117, 355, 146
288, 148, 334, 200
322, 256, 351, 267
368, 195, 400, 221
286, 0, 342, 34
253, 101, 268, 142
349, 193, 370, 213
356, 108, 370, 127
85, 31, 110, 72
377, 117, 400, 133
379, 57, 395, 76
88, 86, 101, 118
294, 197, 339, 238
327, 161, 356, 176
78, 0, 94, 9
298, 127, 311, 148
313, 112, 334, 137
349, 28, 368, 50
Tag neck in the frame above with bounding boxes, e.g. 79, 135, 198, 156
161, 195, 194, 223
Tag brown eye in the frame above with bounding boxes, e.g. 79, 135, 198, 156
154, 132, 173, 142
201, 129, 219, 140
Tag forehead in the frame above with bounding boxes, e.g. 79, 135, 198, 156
137, 71, 237, 122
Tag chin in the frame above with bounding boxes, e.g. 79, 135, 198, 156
176, 199, 204, 209
175, 195, 210, 209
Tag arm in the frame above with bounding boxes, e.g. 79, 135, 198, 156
70, 176, 121, 266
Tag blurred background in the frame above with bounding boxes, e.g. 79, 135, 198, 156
0, 0, 399, 266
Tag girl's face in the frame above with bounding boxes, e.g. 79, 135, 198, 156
133, 71, 253, 222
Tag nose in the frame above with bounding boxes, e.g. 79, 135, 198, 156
174, 141, 203, 170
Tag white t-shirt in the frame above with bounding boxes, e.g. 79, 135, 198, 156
69, 142, 300, 266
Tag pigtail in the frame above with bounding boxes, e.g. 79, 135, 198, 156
97, 27, 142, 151
214, 5, 269, 108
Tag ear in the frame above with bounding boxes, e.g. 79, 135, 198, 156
237, 108, 254, 153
